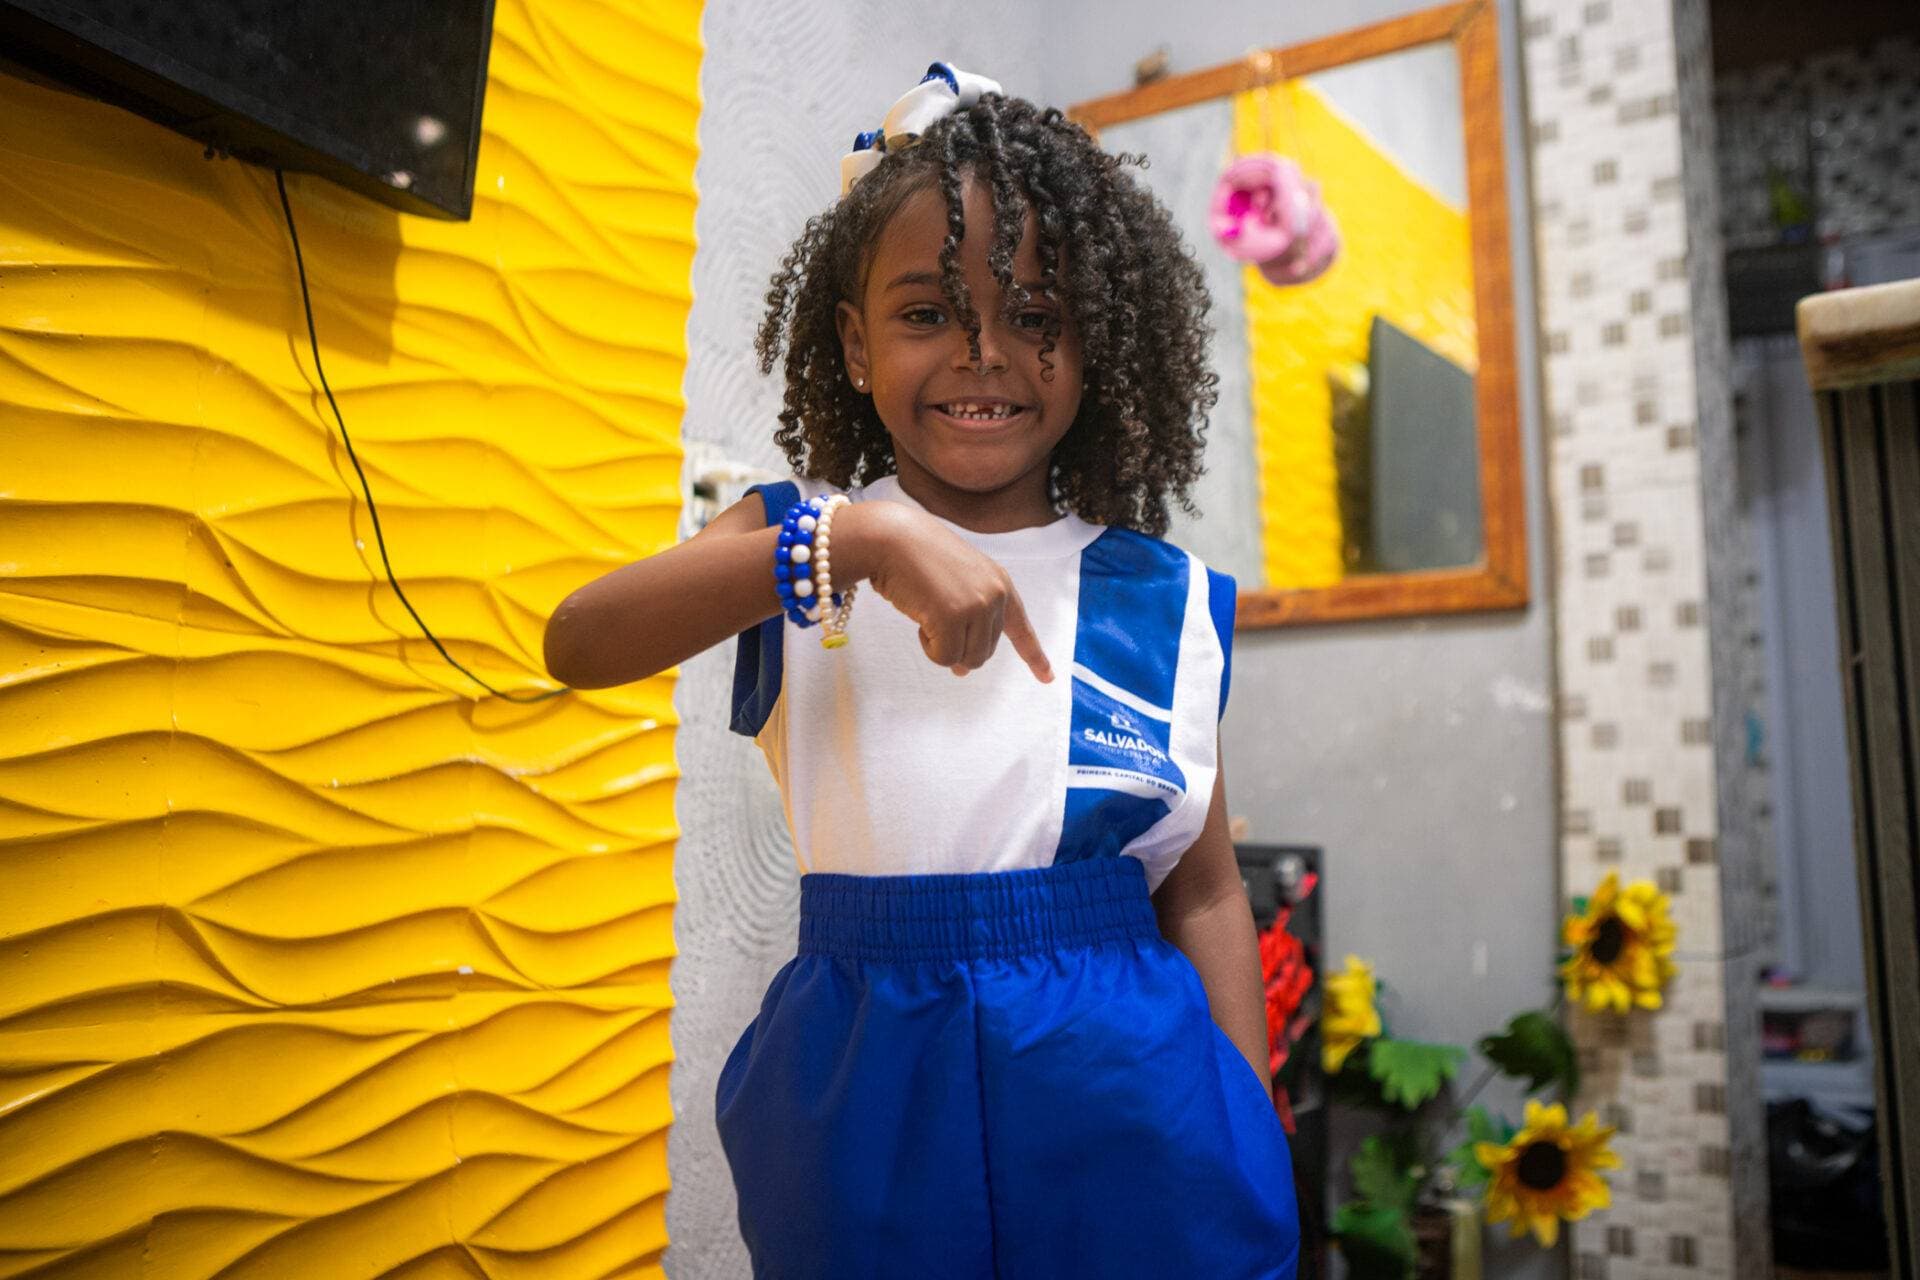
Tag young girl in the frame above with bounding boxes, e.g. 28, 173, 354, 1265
545, 64, 1299, 1280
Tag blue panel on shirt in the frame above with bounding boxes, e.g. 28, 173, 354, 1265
1056, 788, 1172, 866
1055, 528, 1192, 864
729, 480, 799, 738
1206, 567, 1236, 720
1072, 528, 1188, 708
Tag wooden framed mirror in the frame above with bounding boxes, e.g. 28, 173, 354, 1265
1069, 1, 1525, 628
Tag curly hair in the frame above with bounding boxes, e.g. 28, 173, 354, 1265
754, 93, 1218, 537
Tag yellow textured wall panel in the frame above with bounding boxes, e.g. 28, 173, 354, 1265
0, 2, 700, 1275
1235, 82, 1476, 589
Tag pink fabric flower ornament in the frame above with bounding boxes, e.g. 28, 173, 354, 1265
1209, 152, 1339, 286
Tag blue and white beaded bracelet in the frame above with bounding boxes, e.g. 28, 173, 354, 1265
775, 494, 856, 645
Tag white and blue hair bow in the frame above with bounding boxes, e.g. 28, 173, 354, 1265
839, 61, 1003, 196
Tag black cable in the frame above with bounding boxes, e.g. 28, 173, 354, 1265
274, 168, 565, 703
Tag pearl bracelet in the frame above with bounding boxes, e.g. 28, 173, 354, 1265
812, 494, 857, 648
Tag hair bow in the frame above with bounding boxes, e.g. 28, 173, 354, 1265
839, 61, 1003, 196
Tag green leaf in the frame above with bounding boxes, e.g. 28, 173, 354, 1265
1332, 1201, 1417, 1280
1350, 1135, 1420, 1213
1479, 1010, 1580, 1096
1445, 1106, 1516, 1192
1445, 1139, 1491, 1190
1466, 1104, 1514, 1144
1329, 1040, 1392, 1109
1367, 1037, 1466, 1109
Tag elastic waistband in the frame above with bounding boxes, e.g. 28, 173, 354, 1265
798, 856, 1160, 963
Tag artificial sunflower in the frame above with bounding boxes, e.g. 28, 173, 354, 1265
1321, 954, 1382, 1074
1475, 1099, 1620, 1247
1559, 872, 1678, 1012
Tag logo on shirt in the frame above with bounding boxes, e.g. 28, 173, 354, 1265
1081, 708, 1169, 767
1069, 669, 1184, 797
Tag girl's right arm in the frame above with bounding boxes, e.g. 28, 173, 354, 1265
543, 495, 1053, 689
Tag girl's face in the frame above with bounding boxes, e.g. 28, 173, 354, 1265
836, 175, 1083, 525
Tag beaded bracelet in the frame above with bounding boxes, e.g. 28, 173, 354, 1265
774, 494, 856, 647
812, 495, 857, 648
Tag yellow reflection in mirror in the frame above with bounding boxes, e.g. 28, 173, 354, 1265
1236, 79, 1477, 589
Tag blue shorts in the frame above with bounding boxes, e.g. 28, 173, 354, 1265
716, 856, 1300, 1279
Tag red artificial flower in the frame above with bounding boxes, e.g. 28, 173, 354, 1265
1271, 1080, 1298, 1134
1255, 905, 1315, 1135
1258, 905, 1314, 1076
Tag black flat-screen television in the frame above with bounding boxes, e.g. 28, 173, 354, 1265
0, 1, 495, 219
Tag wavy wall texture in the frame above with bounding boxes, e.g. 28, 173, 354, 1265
0, 3, 700, 1275
1236, 81, 1476, 590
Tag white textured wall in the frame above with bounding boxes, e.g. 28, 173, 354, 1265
665, 9, 1049, 1275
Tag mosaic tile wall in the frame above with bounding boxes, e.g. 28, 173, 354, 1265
1715, 34, 1920, 250
1521, 0, 1771, 1274
1673, 0, 1774, 1267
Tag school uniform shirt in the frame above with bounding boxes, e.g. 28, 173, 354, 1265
729, 474, 1235, 894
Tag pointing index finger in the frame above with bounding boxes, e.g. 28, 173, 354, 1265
1001, 586, 1053, 683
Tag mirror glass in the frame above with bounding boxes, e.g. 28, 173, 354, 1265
1102, 42, 1482, 592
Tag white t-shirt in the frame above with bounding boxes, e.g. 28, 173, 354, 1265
730, 474, 1235, 894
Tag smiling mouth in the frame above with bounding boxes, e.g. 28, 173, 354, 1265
932, 401, 1028, 423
